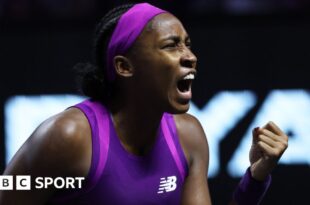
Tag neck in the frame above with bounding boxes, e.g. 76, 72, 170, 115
107, 91, 164, 156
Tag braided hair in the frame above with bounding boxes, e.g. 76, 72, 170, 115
75, 4, 134, 101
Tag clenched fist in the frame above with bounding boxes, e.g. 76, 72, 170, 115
249, 121, 289, 181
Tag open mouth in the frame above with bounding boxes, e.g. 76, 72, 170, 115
177, 79, 192, 92
177, 73, 195, 93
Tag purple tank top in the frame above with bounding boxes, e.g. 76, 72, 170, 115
50, 99, 188, 205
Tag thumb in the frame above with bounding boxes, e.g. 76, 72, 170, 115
252, 127, 260, 144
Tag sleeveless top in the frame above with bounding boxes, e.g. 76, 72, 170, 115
49, 99, 188, 205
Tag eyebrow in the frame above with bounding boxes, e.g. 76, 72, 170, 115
161, 35, 191, 42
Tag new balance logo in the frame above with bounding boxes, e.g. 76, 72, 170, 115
157, 176, 177, 194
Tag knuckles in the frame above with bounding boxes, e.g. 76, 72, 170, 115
271, 148, 282, 158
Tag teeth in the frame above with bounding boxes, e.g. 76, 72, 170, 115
183, 73, 195, 80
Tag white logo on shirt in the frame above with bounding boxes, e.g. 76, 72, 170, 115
157, 176, 177, 194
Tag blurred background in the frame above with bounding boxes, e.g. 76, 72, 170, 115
1, 0, 310, 204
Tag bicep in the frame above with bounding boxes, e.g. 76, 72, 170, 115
1, 134, 57, 205
181, 153, 212, 205
0, 111, 90, 205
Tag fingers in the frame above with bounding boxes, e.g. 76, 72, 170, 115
259, 127, 287, 144
256, 140, 275, 158
255, 122, 289, 159
257, 134, 278, 148
261, 121, 289, 144
257, 139, 286, 160
262, 121, 286, 138
250, 122, 289, 181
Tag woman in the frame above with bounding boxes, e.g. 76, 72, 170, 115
0, 2, 288, 205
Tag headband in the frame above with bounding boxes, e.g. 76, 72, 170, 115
106, 3, 167, 82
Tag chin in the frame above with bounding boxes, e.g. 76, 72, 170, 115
166, 101, 190, 114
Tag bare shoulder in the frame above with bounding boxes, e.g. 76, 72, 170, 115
4, 107, 92, 178
0, 107, 92, 204
173, 113, 204, 136
173, 113, 209, 166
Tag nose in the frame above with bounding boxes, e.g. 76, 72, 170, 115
180, 48, 197, 69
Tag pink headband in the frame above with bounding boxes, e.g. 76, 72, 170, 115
106, 3, 167, 82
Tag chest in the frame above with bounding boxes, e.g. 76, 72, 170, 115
90, 135, 184, 205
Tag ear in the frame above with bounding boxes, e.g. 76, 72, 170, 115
113, 55, 134, 78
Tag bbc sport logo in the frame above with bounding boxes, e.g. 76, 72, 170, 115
0, 175, 85, 190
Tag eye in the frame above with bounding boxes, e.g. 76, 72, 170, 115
163, 42, 177, 49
